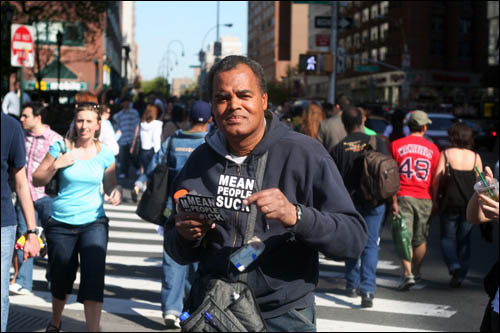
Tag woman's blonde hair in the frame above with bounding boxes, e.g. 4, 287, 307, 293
65, 102, 102, 150
301, 103, 325, 139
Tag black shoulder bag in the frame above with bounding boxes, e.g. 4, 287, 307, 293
136, 136, 174, 225
181, 152, 269, 332
45, 141, 67, 197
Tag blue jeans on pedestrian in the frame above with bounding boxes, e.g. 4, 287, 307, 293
1, 225, 16, 332
118, 144, 131, 177
345, 203, 385, 295
15, 196, 53, 291
45, 217, 109, 303
265, 305, 316, 332
161, 249, 198, 317
439, 212, 474, 278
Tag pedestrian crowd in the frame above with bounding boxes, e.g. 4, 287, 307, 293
1, 55, 498, 332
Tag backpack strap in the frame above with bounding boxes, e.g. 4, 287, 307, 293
240, 151, 268, 283
368, 135, 377, 151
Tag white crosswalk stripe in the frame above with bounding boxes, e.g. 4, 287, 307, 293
11, 203, 454, 331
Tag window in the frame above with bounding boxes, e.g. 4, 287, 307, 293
346, 35, 352, 50
34, 21, 84, 46
380, 1, 389, 15
371, 26, 378, 42
458, 41, 472, 59
362, 30, 369, 43
354, 33, 360, 48
371, 4, 379, 20
346, 56, 352, 70
379, 46, 387, 61
354, 12, 361, 28
460, 18, 472, 34
338, 38, 345, 48
362, 8, 370, 23
371, 48, 378, 61
380, 23, 389, 41
432, 16, 444, 33
361, 51, 369, 64
431, 39, 444, 56
354, 53, 360, 67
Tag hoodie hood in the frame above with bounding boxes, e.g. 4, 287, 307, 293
205, 110, 290, 161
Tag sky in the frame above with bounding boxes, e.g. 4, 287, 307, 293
136, 1, 248, 82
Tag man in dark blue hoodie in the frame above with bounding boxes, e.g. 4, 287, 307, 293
164, 55, 367, 332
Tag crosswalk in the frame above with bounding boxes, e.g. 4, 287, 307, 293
10, 203, 457, 331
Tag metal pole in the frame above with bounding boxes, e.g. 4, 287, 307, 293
327, 1, 338, 104
20, 67, 24, 109
216, 1, 220, 42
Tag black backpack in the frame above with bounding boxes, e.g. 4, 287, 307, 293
357, 136, 400, 205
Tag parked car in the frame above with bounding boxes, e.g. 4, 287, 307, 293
365, 115, 388, 135
425, 113, 457, 150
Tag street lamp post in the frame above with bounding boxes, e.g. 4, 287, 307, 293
122, 44, 131, 89
199, 23, 232, 100
164, 49, 179, 96
56, 30, 63, 105
165, 40, 185, 97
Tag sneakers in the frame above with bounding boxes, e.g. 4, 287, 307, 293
398, 274, 416, 291
131, 187, 138, 203
164, 314, 181, 329
346, 287, 359, 298
45, 322, 61, 332
361, 292, 374, 308
449, 269, 463, 288
9, 283, 32, 295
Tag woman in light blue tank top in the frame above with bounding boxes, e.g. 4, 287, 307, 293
33, 102, 122, 332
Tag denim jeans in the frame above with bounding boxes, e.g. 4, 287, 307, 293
15, 196, 53, 291
118, 144, 131, 176
439, 212, 474, 278
1, 225, 16, 332
345, 203, 386, 295
161, 249, 198, 317
265, 305, 316, 332
45, 217, 109, 303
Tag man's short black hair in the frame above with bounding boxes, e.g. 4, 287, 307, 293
341, 106, 363, 133
207, 55, 267, 100
22, 101, 47, 122
408, 120, 425, 133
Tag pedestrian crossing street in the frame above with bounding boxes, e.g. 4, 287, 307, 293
11, 203, 457, 332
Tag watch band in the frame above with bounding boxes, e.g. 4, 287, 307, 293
295, 204, 302, 222
26, 229, 37, 235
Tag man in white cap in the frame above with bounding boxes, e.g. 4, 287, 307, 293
390, 110, 441, 290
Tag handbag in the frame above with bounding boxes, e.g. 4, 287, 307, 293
45, 141, 67, 197
131, 124, 141, 157
391, 213, 411, 261
135, 136, 174, 225
180, 152, 268, 332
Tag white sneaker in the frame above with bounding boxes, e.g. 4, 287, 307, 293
9, 283, 32, 295
164, 314, 181, 329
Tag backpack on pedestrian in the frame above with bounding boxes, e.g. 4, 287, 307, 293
357, 136, 400, 206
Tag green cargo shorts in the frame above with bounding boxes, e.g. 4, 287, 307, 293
398, 196, 433, 247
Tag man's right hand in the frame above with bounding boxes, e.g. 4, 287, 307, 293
175, 213, 215, 241
391, 196, 399, 216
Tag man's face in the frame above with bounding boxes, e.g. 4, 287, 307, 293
212, 64, 268, 141
20, 107, 39, 131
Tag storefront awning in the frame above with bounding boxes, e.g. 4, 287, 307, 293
38, 59, 78, 80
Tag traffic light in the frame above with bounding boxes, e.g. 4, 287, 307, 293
214, 42, 222, 57
299, 54, 318, 73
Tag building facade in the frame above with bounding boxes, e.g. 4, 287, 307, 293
247, 1, 309, 83
121, 1, 140, 89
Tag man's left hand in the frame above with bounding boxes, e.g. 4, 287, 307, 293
243, 188, 297, 227
23, 233, 41, 262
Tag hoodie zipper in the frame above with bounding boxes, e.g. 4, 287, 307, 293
227, 164, 242, 275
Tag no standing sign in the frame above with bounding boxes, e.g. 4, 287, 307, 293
11, 24, 35, 67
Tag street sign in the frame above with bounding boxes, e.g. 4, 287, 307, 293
11, 24, 35, 67
355, 65, 379, 72
336, 47, 346, 73
316, 34, 330, 47
315, 16, 331, 29
338, 17, 353, 29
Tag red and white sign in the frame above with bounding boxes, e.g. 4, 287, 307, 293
316, 34, 330, 47
11, 24, 35, 67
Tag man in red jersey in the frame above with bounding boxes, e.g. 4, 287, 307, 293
390, 110, 440, 290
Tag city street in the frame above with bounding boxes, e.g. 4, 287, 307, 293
7, 149, 499, 332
